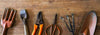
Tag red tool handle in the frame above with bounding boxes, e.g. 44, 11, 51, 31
52, 25, 60, 35
45, 25, 60, 35
38, 24, 43, 35
45, 25, 52, 35
57, 26, 60, 35
32, 24, 38, 35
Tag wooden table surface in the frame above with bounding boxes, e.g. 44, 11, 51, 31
0, 0, 100, 35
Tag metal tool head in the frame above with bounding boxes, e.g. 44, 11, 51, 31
1, 8, 16, 28
60, 17, 64, 20
37, 12, 42, 19
20, 9, 27, 20
61, 14, 75, 35
36, 11, 43, 24
54, 14, 57, 24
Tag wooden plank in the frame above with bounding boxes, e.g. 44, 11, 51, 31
0, 0, 100, 35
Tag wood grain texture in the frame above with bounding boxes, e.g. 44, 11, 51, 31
0, 0, 100, 35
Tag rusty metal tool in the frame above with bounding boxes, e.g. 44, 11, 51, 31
79, 11, 97, 35
61, 14, 75, 35
32, 12, 44, 35
45, 14, 60, 35
20, 9, 29, 35
1, 8, 16, 35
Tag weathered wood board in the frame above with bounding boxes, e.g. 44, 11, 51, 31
0, 0, 100, 35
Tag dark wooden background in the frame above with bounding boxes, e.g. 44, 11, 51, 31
0, 0, 100, 35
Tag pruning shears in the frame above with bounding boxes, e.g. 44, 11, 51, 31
32, 12, 44, 35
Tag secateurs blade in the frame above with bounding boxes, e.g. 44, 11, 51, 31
32, 12, 44, 35
1, 8, 16, 35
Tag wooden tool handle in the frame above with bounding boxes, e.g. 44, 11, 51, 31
2, 24, 7, 35
24, 24, 29, 35
2, 28, 7, 35
32, 24, 38, 35
38, 24, 43, 35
